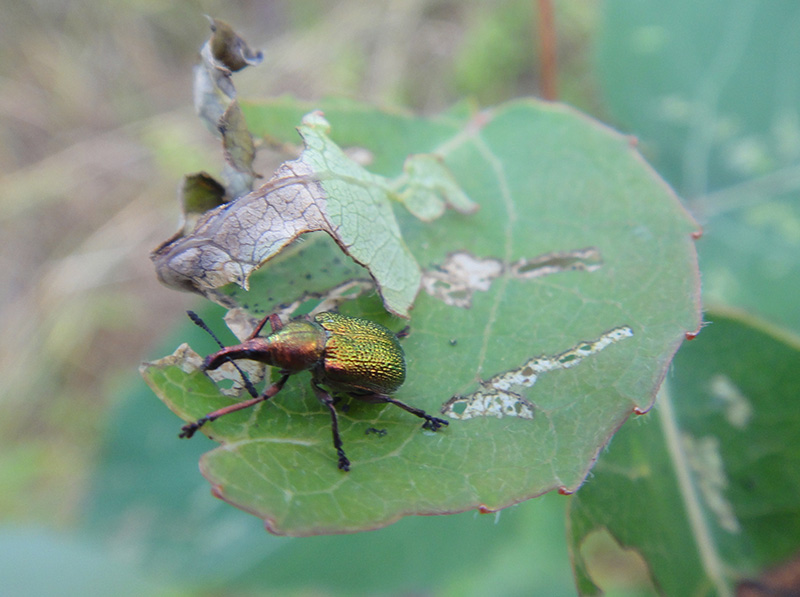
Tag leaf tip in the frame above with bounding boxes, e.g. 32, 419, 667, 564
300, 110, 331, 133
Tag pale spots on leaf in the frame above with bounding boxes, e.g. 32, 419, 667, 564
708, 374, 753, 429
681, 433, 741, 534
442, 389, 535, 420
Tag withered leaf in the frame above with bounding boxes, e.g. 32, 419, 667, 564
219, 100, 259, 199
161, 20, 475, 316
179, 172, 227, 235
194, 18, 261, 198
206, 17, 263, 72
153, 112, 474, 316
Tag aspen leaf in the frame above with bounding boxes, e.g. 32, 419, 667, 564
145, 98, 702, 536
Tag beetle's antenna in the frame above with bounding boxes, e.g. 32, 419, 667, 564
187, 311, 259, 398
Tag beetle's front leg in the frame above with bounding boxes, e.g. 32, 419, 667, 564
310, 381, 350, 471
247, 312, 283, 339
179, 373, 290, 438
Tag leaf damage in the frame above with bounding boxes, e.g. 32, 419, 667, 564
153, 110, 476, 317
142, 343, 265, 399
422, 248, 602, 308
442, 325, 634, 420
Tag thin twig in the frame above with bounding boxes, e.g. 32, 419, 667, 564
536, 0, 558, 100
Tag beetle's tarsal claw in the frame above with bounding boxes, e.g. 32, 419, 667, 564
422, 416, 449, 431
338, 451, 351, 472
179, 417, 209, 438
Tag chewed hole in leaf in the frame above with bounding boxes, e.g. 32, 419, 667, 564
442, 325, 634, 420
511, 247, 603, 278
422, 248, 603, 309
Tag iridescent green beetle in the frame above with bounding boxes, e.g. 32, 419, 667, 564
181, 311, 448, 471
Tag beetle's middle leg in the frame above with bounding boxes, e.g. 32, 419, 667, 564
357, 393, 450, 431
311, 381, 351, 472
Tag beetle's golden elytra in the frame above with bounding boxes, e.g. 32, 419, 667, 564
181, 311, 448, 471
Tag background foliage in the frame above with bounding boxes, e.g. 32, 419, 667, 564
2, 1, 797, 595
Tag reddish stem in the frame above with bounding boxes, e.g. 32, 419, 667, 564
536, 0, 558, 100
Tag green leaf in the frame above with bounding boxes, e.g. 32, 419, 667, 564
597, 0, 800, 332
144, 98, 700, 536
568, 310, 800, 595
398, 153, 479, 221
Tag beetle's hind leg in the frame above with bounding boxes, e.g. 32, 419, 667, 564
310, 382, 351, 471
358, 393, 449, 431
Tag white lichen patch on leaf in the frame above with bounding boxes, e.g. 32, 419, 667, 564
442, 325, 633, 420
422, 248, 603, 309
682, 433, 742, 534
708, 374, 753, 429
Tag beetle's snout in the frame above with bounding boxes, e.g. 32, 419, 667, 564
202, 350, 232, 371
202, 340, 267, 371
201, 353, 221, 371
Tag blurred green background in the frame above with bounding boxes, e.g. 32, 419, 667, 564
2, 0, 797, 595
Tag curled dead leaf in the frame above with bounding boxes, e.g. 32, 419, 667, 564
153, 112, 476, 317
